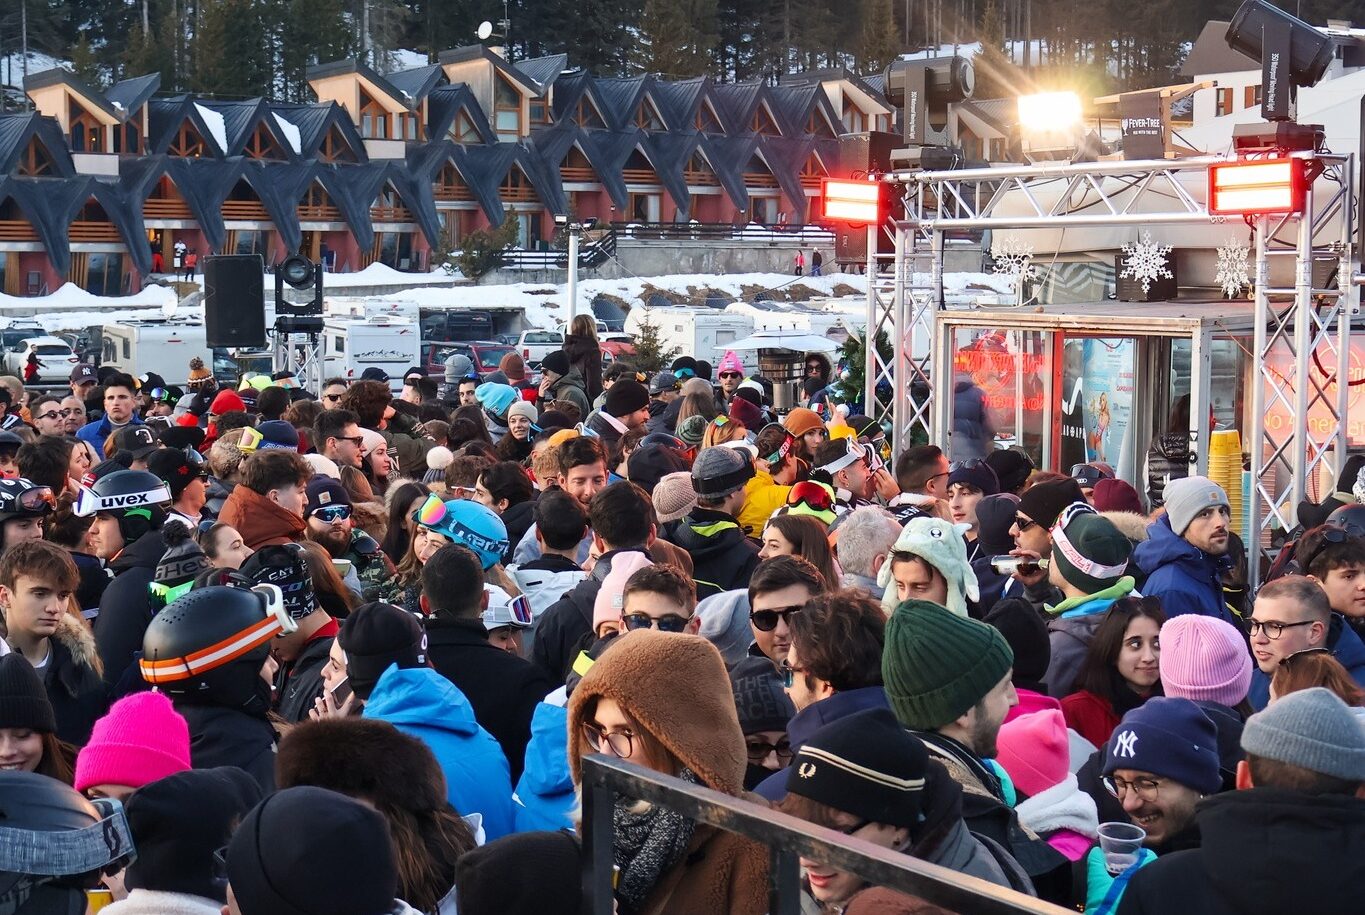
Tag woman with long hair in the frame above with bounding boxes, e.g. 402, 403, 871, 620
1061, 596, 1165, 747
701, 416, 746, 449
0, 653, 73, 783
494, 401, 537, 464
297, 539, 359, 620
360, 429, 394, 499
379, 481, 430, 566
564, 313, 603, 405
452, 405, 495, 446
1270, 648, 1365, 707
278, 717, 477, 913
569, 630, 769, 914
675, 390, 717, 427
757, 514, 840, 587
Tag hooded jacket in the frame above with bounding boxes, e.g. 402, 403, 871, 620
568, 630, 770, 915
1013, 773, 1098, 863
512, 555, 587, 621
531, 547, 650, 686
424, 616, 554, 782
217, 484, 306, 550
363, 664, 515, 841
562, 333, 604, 404
1043, 576, 1137, 698
737, 467, 791, 538
175, 703, 276, 792
914, 762, 1034, 893
1247, 612, 1365, 709
548, 368, 591, 421
1116, 788, 1365, 915
499, 500, 536, 566
94, 528, 170, 690
1132, 517, 1234, 625
274, 630, 334, 724
42, 613, 108, 745
666, 507, 761, 599
754, 687, 890, 802
512, 701, 575, 833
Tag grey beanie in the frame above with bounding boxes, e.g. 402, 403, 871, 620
444, 353, 475, 383
1163, 475, 1230, 535
691, 446, 754, 499
696, 589, 752, 668
1242, 687, 1365, 782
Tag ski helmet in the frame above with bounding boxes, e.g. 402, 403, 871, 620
0, 478, 54, 524
140, 583, 296, 714
73, 469, 170, 543
0, 771, 133, 913
1327, 504, 1365, 539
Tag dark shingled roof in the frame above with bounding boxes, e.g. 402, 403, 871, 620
105, 73, 161, 121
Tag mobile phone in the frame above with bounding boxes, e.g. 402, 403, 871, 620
329, 677, 353, 708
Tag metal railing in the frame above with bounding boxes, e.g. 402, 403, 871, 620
497, 230, 617, 270
580, 755, 1069, 915
609, 222, 834, 243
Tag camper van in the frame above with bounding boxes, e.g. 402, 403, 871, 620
623, 307, 757, 373
100, 321, 212, 385
321, 315, 421, 394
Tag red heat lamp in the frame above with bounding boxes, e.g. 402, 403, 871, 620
821, 178, 889, 226
1207, 157, 1309, 216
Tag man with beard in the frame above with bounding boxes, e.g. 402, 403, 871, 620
303, 477, 392, 598
1133, 476, 1236, 625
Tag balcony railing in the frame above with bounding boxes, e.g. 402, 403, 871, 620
371, 205, 413, 222
800, 175, 824, 189
0, 220, 38, 241
433, 185, 474, 201
222, 201, 270, 221
622, 168, 659, 185
499, 186, 538, 203
560, 166, 598, 183
297, 205, 343, 221
144, 199, 193, 219
743, 173, 780, 189
69, 222, 122, 243
684, 170, 720, 186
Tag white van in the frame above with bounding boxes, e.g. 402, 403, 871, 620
100, 321, 211, 385
321, 315, 421, 394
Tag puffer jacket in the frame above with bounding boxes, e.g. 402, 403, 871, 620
1144, 433, 1190, 509
737, 467, 790, 538
43, 614, 108, 745
217, 484, 306, 550
363, 664, 516, 840
512, 701, 574, 832
1133, 517, 1234, 625
1044, 577, 1137, 697
665, 508, 761, 599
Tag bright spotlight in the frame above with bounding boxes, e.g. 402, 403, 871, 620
1017, 92, 1082, 132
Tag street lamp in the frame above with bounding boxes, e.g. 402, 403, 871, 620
554, 215, 598, 325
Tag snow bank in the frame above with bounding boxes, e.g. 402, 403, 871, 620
323, 263, 454, 287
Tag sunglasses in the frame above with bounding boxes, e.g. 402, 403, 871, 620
312, 504, 352, 524
334, 434, 364, 448
1014, 515, 1038, 532
719, 371, 742, 379
622, 612, 691, 633
787, 480, 834, 512
1279, 646, 1331, 668
746, 736, 793, 763
949, 459, 986, 472
750, 603, 803, 632
780, 659, 807, 689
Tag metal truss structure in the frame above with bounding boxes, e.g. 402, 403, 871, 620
867, 153, 1358, 586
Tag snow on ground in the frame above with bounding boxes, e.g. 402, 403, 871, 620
0, 283, 181, 331
322, 263, 455, 287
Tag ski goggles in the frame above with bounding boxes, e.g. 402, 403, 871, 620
787, 480, 835, 513
311, 504, 352, 524
12, 485, 55, 514
74, 482, 171, 517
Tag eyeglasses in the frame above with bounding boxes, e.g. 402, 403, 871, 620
745, 736, 793, 763
1279, 646, 1331, 667
312, 504, 352, 524
622, 612, 691, 633
1104, 775, 1164, 803
1014, 515, 1038, 532
719, 371, 742, 380
1299, 526, 1353, 576
787, 481, 834, 513
750, 604, 803, 632
583, 722, 635, 758
837, 818, 873, 836
780, 659, 809, 689
1248, 618, 1317, 639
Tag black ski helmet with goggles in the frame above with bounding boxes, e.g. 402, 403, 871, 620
140, 577, 296, 715
0, 478, 55, 525
73, 469, 171, 543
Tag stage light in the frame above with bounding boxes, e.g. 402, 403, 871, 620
822, 179, 885, 225
1208, 158, 1307, 215
1017, 92, 1082, 133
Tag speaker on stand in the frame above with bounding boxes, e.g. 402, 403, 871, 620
203, 254, 266, 349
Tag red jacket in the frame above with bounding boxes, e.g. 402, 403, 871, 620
218, 484, 305, 550
1060, 689, 1121, 749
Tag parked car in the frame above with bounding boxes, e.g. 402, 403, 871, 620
601, 340, 637, 365
424, 341, 517, 377
516, 329, 564, 368
3, 335, 78, 378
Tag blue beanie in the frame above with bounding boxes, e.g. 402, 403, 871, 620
417, 499, 508, 570
475, 382, 518, 419
1102, 697, 1222, 795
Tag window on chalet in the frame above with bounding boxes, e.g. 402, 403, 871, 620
395, 111, 420, 140
360, 90, 390, 139
450, 110, 481, 143
577, 95, 607, 129
806, 108, 838, 138
169, 121, 207, 157
751, 102, 781, 136
69, 102, 105, 153
841, 106, 867, 133
695, 100, 723, 133
1215, 87, 1233, 117
17, 137, 55, 176
494, 73, 523, 141
112, 121, 141, 154
636, 97, 666, 130
1244, 85, 1262, 108
319, 125, 357, 162
244, 123, 285, 159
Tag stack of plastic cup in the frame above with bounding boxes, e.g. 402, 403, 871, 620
1209, 430, 1243, 535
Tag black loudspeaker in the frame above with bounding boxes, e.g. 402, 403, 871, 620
832, 133, 902, 266
204, 254, 266, 348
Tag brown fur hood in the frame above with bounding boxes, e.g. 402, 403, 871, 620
1100, 510, 1151, 545
57, 610, 102, 677
277, 717, 446, 811
569, 629, 745, 796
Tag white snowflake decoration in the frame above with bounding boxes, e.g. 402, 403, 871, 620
990, 236, 1038, 282
1215, 240, 1251, 299
1120, 231, 1173, 294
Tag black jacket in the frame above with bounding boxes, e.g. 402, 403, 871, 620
275, 633, 334, 724
93, 529, 168, 690
665, 508, 760, 600
531, 548, 646, 687
425, 617, 553, 781
176, 702, 277, 792
1118, 788, 1365, 915
42, 625, 108, 746
71, 551, 111, 617
500, 500, 536, 566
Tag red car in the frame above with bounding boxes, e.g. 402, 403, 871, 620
424, 341, 517, 377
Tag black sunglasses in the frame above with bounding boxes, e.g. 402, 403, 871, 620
750, 604, 803, 632
622, 612, 690, 633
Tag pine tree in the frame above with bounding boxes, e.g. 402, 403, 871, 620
122, 22, 174, 87
69, 37, 104, 87
834, 328, 891, 414
858, 0, 899, 73
973, 0, 1012, 98
639, 0, 718, 78
628, 312, 679, 373
193, 0, 275, 97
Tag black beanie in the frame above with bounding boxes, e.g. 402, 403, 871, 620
338, 602, 428, 699
0, 653, 55, 732
1018, 477, 1086, 529
456, 830, 582, 915
984, 598, 1051, 690
975, 493, 1021, 557
603, 379, 649, 417
125, 767, 262, 902
153, 520, 210, 589
240, 544, 316, 622
985, 449, 1034, 494
541, 350, 571, 377
227, 786, 399, 915
730, 656, 794, 734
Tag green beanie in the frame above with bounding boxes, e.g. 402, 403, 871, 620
1051, 511, 1132, 595
882, 600, 1015, 730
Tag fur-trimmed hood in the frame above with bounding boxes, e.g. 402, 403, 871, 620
1100, 510, 1150, 545
568, 630, 745, 796
56, 610, 101, 677
277, 717, 448, 813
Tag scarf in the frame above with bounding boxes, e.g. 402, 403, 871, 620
613, 767, 699, 914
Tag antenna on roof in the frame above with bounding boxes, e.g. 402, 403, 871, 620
476, 20, 493, 40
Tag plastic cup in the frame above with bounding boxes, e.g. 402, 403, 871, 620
1097, 821, 1146, 875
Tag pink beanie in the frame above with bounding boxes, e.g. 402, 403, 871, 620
1159, 615, 1253, 708
592, 552, 655, 633
74, 692, 192, 793
718, 351, 745, 375
995, 709, 1068, 798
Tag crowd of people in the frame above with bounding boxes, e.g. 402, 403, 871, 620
3, 318, 1365, 915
